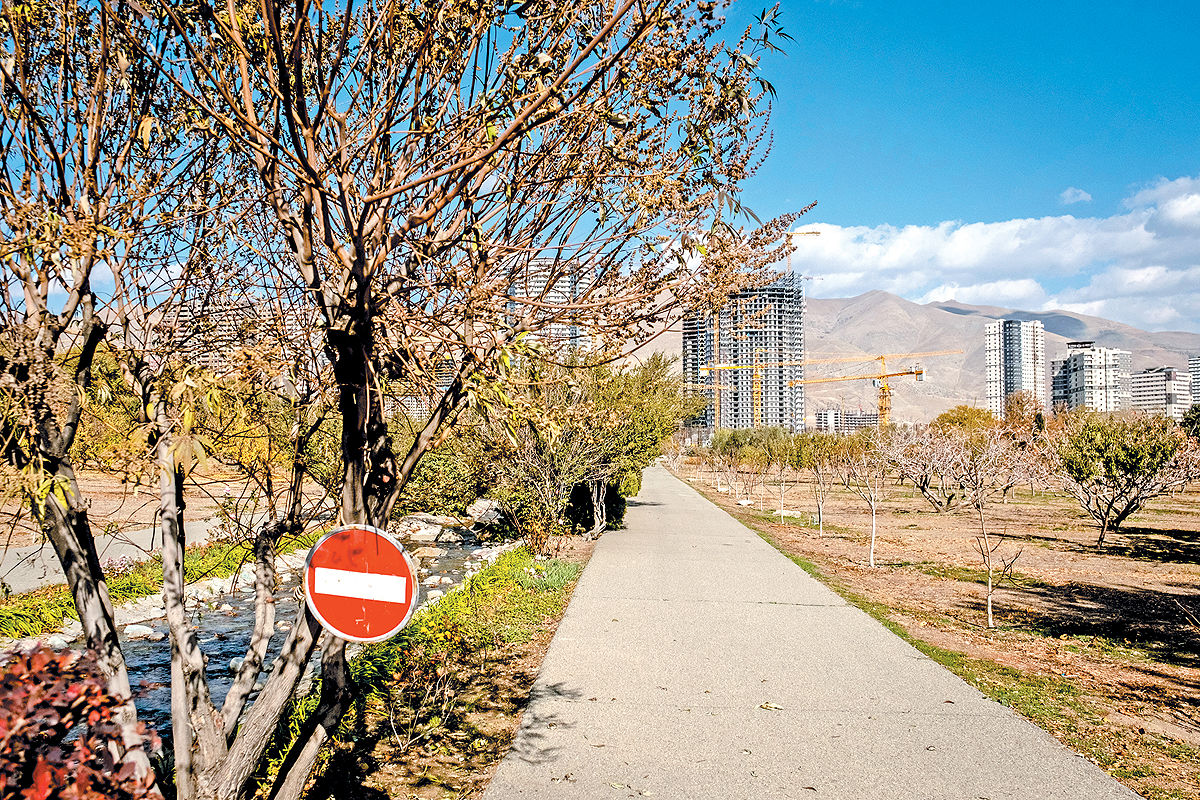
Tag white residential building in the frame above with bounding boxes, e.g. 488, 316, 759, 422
984, 319, 1046, 419
508, 257, 592, 350
1051, 341, 1131, 412
814, 407, 879, 434
1131, 366, 1192, 422
1190, 355, 1200, 411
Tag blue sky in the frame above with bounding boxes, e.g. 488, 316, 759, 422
733, 1, 1200, 332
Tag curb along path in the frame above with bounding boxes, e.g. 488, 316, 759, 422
484, 467, 1139, 800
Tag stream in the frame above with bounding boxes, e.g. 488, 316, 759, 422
112, 530, 511, 746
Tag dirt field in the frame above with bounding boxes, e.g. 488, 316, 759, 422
679, 463, 1200, 800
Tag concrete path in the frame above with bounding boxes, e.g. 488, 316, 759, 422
485, 467, 1139, 800
0, 518, 217, 594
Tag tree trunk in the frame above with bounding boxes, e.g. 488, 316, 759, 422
266, 638, 352, 800
587, 480, 606, 539
869, 503, 877, 568
157, 416, 226, 799
978, 506, 995, 629
41, 466, 156, 790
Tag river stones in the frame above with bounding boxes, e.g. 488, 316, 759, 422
124, 624, 155, 639
412, 546, 447, 560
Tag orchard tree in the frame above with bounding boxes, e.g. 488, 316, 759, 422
932, 405, 997, 432
0, 0, 201, 784
97, 1, 804, 798
799, 432, 838, 535
1048, 411, 1200, 547
838, 431, 888, 567
877, 425, 965, 513
1182, 404, 1200, 441
755, 427, 795, 519
946, 428, 1031, 628
1003, 390, 1045, 442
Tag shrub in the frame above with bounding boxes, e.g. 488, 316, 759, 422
0, 645, 159, 800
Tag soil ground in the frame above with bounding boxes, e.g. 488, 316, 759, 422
310, 536, 595, 800
680, 462, 1200, 800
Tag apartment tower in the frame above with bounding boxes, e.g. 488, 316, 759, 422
1131, 366, 1193, 422
984, 319, 1046, 419
682, 272, 805, 430
1051, 341, 1132, 412
1191, 355, 1200, 410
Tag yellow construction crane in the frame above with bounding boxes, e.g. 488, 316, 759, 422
698, 353, 906, 427
788, 350, 963, 427
699, 355, 831, 427
696, 350, 955, 424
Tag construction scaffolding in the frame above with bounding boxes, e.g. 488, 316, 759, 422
682, 272, 805, 430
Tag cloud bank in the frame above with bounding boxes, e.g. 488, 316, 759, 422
795, 176, 1200, 332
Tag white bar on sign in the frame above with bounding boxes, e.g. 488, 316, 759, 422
313, 567, 407, 603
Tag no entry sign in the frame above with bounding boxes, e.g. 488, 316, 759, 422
303, 525, 419, 643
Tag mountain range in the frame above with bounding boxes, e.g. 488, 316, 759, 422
646, 290, 1200, 425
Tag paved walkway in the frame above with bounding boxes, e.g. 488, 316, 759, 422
485, 467, 1139, 799
0, 518, 217, 594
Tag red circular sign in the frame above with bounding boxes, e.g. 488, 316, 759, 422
303, 525, 419, 643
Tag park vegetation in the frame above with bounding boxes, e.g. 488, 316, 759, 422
0, 0, 804, 797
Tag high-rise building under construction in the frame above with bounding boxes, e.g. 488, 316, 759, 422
682, 272, 804, 430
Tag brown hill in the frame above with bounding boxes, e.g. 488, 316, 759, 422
805, 291, 1200, 424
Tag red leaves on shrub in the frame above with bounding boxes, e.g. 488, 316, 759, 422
0, 645, 158, 800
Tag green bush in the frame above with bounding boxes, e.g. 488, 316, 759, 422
261, 548, 582, 789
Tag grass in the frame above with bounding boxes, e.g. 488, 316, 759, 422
263, 547, 581, 791
0, 530, 321, 639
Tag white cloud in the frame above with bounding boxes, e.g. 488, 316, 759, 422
1059, 187, 1092, 205
916, 278, 1048, 309
792, 176, 1200, 332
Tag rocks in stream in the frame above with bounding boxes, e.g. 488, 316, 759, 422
392, 513, 470, 543
466, 498, 502, 524
124, 624, 155, 640
411, 546, 447, 560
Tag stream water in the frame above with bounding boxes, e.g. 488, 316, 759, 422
120, 534, 495, 746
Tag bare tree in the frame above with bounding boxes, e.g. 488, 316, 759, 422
800, 432, 837, 536
878, 425, 966, 513
757, 427, 794, 519
838, 433, 888, 567
946, 428, 1031, 628
99, 1, 803, 797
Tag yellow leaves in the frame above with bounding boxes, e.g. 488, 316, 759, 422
172, 434, 210, 477
137, 116, 158, 149
19, 464, 74, 520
